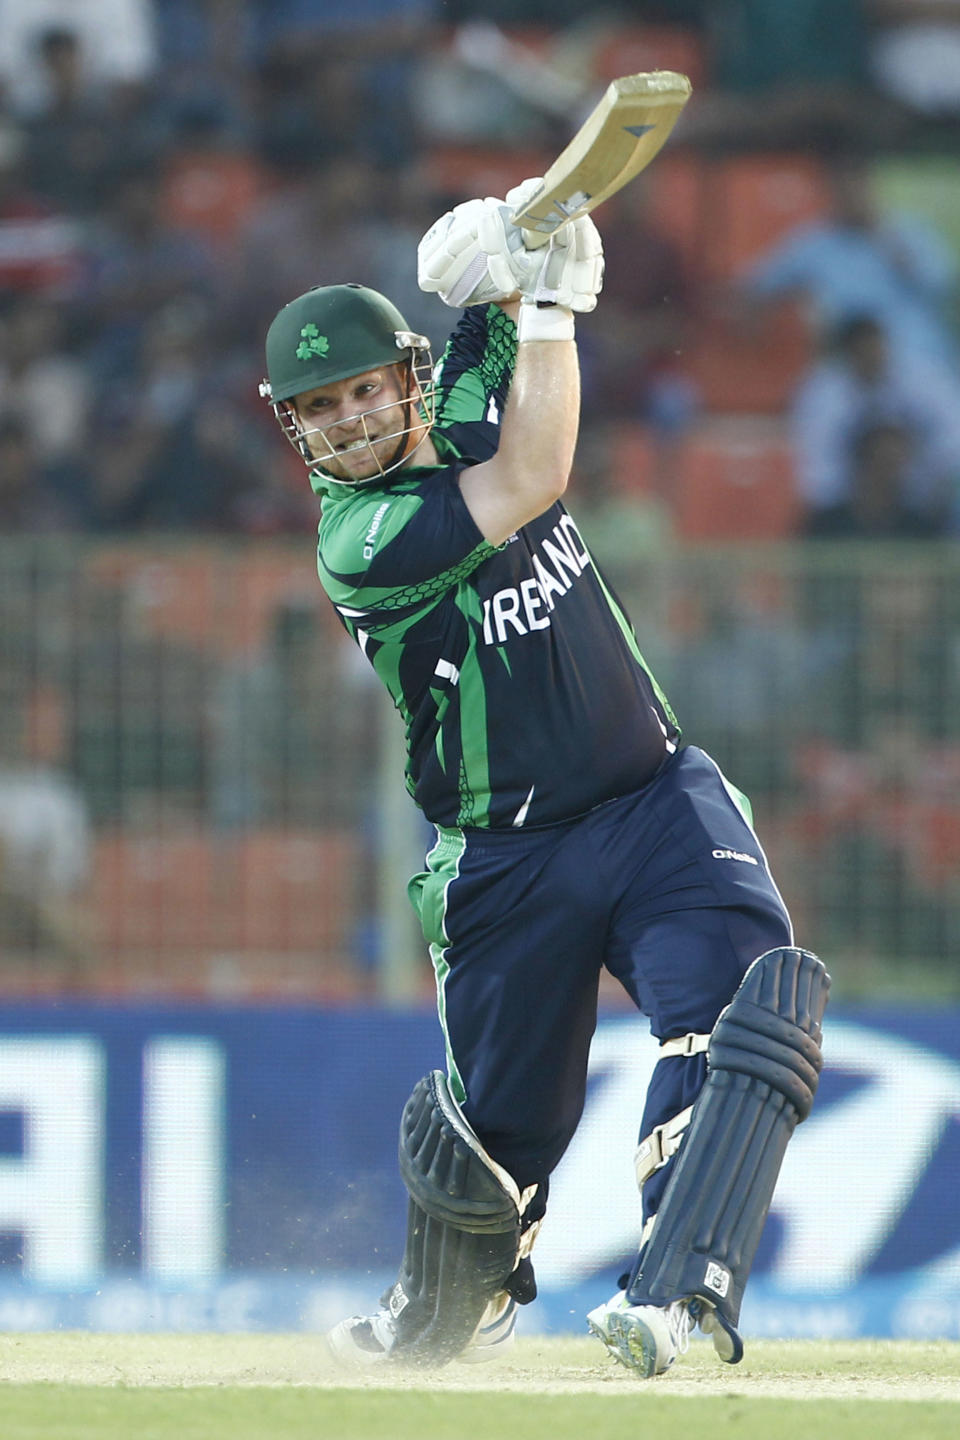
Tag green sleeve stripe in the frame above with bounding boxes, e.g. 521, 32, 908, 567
436, 369, 490, 426
435, 306, 516, 428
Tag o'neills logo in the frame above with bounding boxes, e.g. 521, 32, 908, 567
362, 501, 390, 560
712, 848, 758, 866
482, 515, 590, 645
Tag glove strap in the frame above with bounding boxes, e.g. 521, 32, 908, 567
517, 302, 575, 342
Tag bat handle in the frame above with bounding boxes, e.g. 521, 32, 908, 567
518, 226, 551, 251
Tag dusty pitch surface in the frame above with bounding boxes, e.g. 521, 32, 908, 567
1, 1333, 959, 1401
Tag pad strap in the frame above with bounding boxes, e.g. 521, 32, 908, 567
634, 1034, 710, 1188
634, 1105, 694, 1189
659, 1032, 710, 1058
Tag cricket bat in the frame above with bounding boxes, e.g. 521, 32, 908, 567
510, 71, 692, 247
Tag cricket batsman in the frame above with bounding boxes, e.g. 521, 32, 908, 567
259, 183, 830, 1376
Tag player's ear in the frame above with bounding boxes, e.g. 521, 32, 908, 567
400, 359, 419, 398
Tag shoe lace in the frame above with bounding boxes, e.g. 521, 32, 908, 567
666, 1300, 693, 1357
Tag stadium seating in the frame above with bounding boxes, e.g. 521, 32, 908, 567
705, 153, 832, 278
669, 419, 802, 540
161, 150, 264, 246
648, 152, 830, 281
686, 301, 814, 414
91, 828, 360, 992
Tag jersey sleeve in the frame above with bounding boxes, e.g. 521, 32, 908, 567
432, 304, 517, 462
317, 467, 498, 637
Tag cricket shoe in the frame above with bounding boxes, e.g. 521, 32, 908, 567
586, 1291, 693, 1378
326, 1294, 518, 1370
325, 1308, 398, 1369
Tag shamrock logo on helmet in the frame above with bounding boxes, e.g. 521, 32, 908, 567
296, 324, 330, 361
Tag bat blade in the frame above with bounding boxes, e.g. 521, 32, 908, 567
510, 71, 692, 245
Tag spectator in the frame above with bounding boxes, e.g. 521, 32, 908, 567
790, 314, 960, 528
738, 148, 960, 376
0, 416, 86, 531
250, 0, 433, 168
153, 0, 256, 121
0, 747, 93, 972
250, 0, 434, 54
0, 119, 83, 296
0, 293, 91, 463
158, 96, 264, 251
80, 161, 216, 383
869, 0, 960, 128
230, 153, 383, 342
21, 27, 116, 214
805, 419, 946, 537
0, 0, 155, 118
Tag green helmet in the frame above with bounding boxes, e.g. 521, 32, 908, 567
262, 283, 427, 402
260, 283, 437, 484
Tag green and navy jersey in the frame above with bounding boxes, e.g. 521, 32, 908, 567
312, 305, 680, 829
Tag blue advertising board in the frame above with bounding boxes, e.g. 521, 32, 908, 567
0, 1002, 957, 1339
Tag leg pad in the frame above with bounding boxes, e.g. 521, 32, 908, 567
627, 948, 830, 1332
388, 1071, 523, 1366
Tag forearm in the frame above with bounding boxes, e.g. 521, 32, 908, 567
499, 325, 580, 495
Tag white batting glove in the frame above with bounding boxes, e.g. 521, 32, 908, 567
417, 198, 518, 309
478, 179, 604, 313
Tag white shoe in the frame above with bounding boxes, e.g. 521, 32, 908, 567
326, 1293, 518, 1369
325, 1308, 398, 1368
587, 1291, 693, 1378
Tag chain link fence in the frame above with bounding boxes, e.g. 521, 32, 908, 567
1, 537, 958, 1000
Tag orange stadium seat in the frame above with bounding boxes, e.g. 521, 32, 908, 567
643, 153, 829, 286
220, 829, 360, 956
93, 828, 361, 971
647, 152, 708, 270
85, 549, 220, 645
702, 154, 831, 279
607, 423, 659, 497
670, 420, 802, 540
686, 301, 814, 414
162, 150, 264, 245
93, 830, 215, 955
84, 545, 334, 655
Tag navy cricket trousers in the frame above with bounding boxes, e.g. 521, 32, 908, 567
409, 745, 793, 1224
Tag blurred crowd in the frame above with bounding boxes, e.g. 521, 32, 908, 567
2, 1, 960, 993
0, 0, 960, 540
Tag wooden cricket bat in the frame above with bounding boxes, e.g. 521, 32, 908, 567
510, 71, 692, 247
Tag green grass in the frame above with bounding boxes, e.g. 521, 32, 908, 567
3, 1386, 959, 1440
0, 1336, 958, 1440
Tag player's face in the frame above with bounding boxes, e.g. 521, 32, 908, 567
293, 365, 418, 482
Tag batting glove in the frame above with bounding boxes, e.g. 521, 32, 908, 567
478, 178, 604, 313
418, 198, 519, 309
